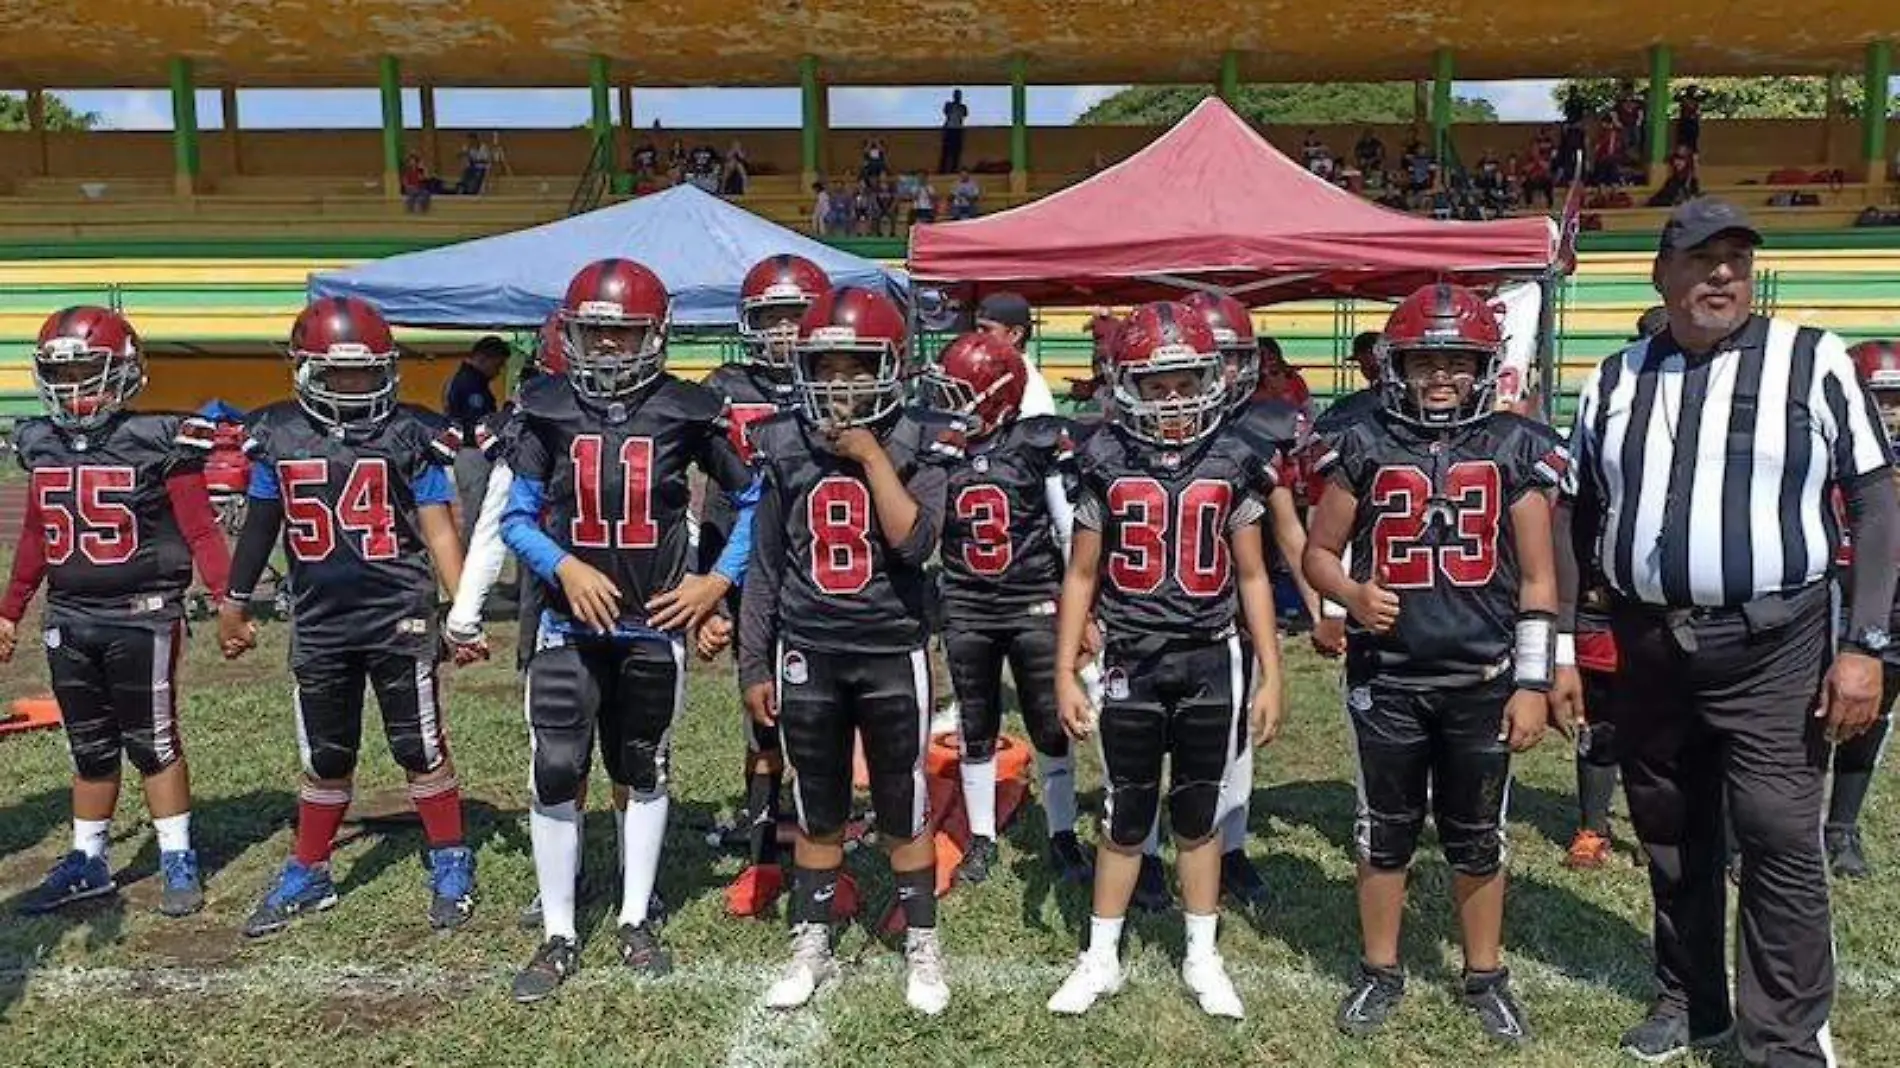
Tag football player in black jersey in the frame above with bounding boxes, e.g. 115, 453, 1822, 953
499, 259, 758, 1002
738, 286, 963, 1016
921, 330, 1091, 887
705, 253, 832, 918
2, 307, 231, 918
1046, 302, 1285, 1021
1303, 284, 1562, 1046
1307, 330, 1387, 658
219, 297, 474, 939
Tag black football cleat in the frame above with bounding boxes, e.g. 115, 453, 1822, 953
1047, 831, 1094, 885
954, 836, 999, 886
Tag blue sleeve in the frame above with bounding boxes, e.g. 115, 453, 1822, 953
499, 475, 569, 584
412, 464, 454, 506
247, 460, 281, 501
712, 476, 763, 585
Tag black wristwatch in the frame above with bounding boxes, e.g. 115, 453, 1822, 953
1841, 627, 1892, 657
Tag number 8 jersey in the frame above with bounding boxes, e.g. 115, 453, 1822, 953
242, 401, 460, 658
1312, 410, 1566, 687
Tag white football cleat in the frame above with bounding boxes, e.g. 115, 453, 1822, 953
1182, 954, 1245, 1019
1046, 953, 1125, 1015
904, 928, 950, 1016
764, 923, 837, 1010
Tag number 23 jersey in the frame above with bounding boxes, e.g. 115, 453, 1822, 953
1313, 410, 1566, 687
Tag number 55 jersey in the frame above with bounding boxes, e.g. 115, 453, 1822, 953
1311, 410, 1566, 688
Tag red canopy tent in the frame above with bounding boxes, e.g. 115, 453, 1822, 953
907, 97, 1560, 307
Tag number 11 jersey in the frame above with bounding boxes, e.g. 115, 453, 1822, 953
1312, 409, 1567, 688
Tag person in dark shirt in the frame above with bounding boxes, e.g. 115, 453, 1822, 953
445, 336, 510, 545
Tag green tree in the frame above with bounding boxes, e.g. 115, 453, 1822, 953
0, 92, 101, 131
1077, 83, 1497, 126
1555, 77, 1898, 120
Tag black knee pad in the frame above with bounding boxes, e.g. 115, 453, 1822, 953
1354, 739, 1430, 871
945, 628, 1004, 762
1434, 739, 1512, 877
602, 643, 681, 794
370, 655, 450, 776
1100, 703, 1167, 848
779, 695, 852, 838
67, 724, 124, 781
121, 730, 178, 778
1009, 629, 1069, 760
860, 691, 928, 841
1167, 697, 1242, 842
526, 648, 596, 807
304, 737, 361, 782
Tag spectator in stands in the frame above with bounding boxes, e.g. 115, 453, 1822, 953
852, 179, 876, 236
1402, 136, 1434, 195
445, 336, 510, 545
1255, 337, 1313, 418
1557, 116, 1587, 185
950, 170, 982, 220
1647, 145, 1702, 208
457, 133, 492, 195
860, 137, 888, 183
1675, 89, 1703, 154
811, 181, 834, 236
632, 137, 659, 175
1475, 150, 1504, 194
912, 172, 938, 224
687, 144, 721, 193
667, 138, 688, 184
873, 176, 898, 236
1590, 112, 1626, 187
1301, 130, 1326, 169
1354, 129, 1386, 174
1522, 136, 1556, 208
940, 89, 969, 174
401, 152, 443, 213
722, 140, 749, 195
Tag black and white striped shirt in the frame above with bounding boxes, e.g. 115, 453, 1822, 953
1563, 315, 1893, 608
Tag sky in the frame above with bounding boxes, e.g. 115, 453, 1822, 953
34, 80, 1577, 131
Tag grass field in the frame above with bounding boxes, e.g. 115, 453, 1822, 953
1, 592, 1897, 1068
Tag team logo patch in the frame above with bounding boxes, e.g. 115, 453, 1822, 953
43, 627, 61, 650
398, 618, 429, 635
606, 402, 629, 424
782, 650, 809, 686
1347, 686, 1372, 712
972, 454, 990, 474
1104, 667, 1129, 701
1158, 452, 1181, 470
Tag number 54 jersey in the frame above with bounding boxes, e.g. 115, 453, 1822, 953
242, 402, 460, 660
1312, 410, 1567, 688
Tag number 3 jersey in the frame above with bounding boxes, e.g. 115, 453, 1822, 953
242, 402, 459, 658
736, 408, 964, 688
1313, 410, 1567, 688
1073, 424, 1276, 648
506, 373, 753, 629
938, 415, 1075, 620
11, 412, 216, 627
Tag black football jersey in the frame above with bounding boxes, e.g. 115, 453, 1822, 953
939, 415, 1075, 619
1312, 387, 1384, 437
509, 373, 752, 628
243, 402, 459, 659
1315, 410, 1567, 688
699, 363, 794, 554
1074, 423, 1276, 647
13, 412, 214, 627
745, 408, 962, 659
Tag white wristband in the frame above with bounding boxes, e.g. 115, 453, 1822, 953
1555, 632, 1577, 668
1321, 598, 1348, 620
1514, 613, 1556, 691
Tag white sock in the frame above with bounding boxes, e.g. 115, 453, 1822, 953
73, 818, 112, 861
617, 791, 670, 928
1219, 747, 1254, 853
529, 801, 581, 941
961, 757, 998, 840
1184, 911, 1220, 962
1038, 753, 1077, 836
1086, 914, 1124, 963
153, 813, 191, 854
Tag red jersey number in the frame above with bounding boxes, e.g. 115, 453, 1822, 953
955, 484, 1013, 577
808, 476, 874, 594
569, 435, 660, 550
1368, 461, 1500, 588
32, 466, 137, 566
1105, 477, 1234, 597
279, 459, 400, 563
726, 403, 778, 465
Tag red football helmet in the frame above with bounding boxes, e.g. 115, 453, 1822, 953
1850, 339, 1900, 437
535, 314, 567, 376
290, 296, 400, 431
739, 254, 832, 369
34, 306, 145, 430
1109, 301, 1226, 446
922, 332, 1026, 437
559, 258, 670, 400
1378, 283, 1505, 428
1181, 291, 1259, 408
793, 286, 911, 428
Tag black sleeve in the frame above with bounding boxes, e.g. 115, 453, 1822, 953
1843, 470, 1900, 637
890, 460, 949, 567
1555, 497, 1583, 633
227, 495, 284, 608
697, 406, 756, 494
737, 465, 787, 689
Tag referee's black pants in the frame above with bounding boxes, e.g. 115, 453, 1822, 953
1607, 581, 1837, 1067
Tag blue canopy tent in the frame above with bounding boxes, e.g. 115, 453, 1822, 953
307, 185, 906, 329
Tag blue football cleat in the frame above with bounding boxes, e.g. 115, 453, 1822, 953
426, 846, 477, 930
158, 848, 205, 917
18, 851, 115, 914
243, 858, 338, 937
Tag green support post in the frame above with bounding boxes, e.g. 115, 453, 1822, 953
1431, 48, 1454, 168
1218, 51, 1240, 103
168, 57, 200, 196
378, 55, 402, 199
1646, 44, 1672, 185
1865, 40, 1892, 187
588, 55, 620, 192
1010, 56, 1029, 194
800, 55, 822, 188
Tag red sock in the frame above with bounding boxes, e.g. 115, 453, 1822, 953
294, 783, 352, 866
410, 776, 465, 848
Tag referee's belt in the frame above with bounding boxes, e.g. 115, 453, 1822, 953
1607, 579, 1828, 650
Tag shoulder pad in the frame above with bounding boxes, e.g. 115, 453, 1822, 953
240, 401, 295, 460
395, 404, 463, 463
748, 410, 807, 466
515, 373, 577, 421
10, 417, 53, 467
902, 408, 968, 462
657, 376, 726, 423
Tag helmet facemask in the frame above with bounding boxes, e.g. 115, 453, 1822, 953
1383, 344, 1496, 428
563, 301, 666, 401
1113, 350, 1227, 446
35, 336, 144, 430
739, 290, 812, 371
294, 345, 399, 432
795, 342, 903, 430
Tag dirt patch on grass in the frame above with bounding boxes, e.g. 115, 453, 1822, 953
313, 991, 448, 1036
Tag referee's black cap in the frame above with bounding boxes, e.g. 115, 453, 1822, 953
1659, 197, 1763, 253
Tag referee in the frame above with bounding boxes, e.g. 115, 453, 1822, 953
1554, 197, 1898, 1067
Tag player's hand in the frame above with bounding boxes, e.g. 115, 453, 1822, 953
217, 602, 257, 660
1310, 616, 1347, 658
1501, 688, 1548, 752
1057, 675, 1096, 741
1249, 678, 1284, 747
1549, 665, 1586, 739
1347, 568, 1401, 634
0, 617, 16, 663
696, 615, 734, 660
555, 557, 622, 633
744, 681, 777, 727
647, 573, 731, 633
1819, 649, 1883, 743
448, 633, 490, 666
826, 426, 883, 465
1081, 618, 1104, 659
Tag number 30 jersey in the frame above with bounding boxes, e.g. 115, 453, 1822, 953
939, 415, 1075, 620
1073, 423, 1276, 648
1313, 409, 1567, 688
243, 402, 459, 659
